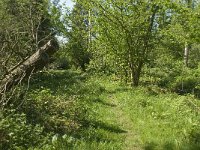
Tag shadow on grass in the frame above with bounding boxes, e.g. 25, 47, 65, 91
106, 87, 131, 95
29, 70, 86, 94
144, 142, 176, 150
144, 140, 200, 150
93, 98, 117, 107
85, 120, 127, 134
72, 119, 127, 143
28, 70, 126, 143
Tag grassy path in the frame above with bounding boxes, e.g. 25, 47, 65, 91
93, 78, 142, 150
109, 94, 141, 150
85, 76, 200, 150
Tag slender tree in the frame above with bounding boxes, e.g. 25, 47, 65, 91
86, 0, 165, 86
65, 2, 91, 71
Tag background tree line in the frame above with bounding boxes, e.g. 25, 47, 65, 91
54, 0, 200, 91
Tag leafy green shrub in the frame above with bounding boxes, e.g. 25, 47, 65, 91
0, 70, 97, 149
194, 85, 200, 99
172, 76, 197, 94
142, 60, 183, 87
56, 58, 71, 70
182, 125, 200, 150
0, 109, 46, 150
169, 67, 200, 95
189, 125, 200, 145
19, 89, 87, 134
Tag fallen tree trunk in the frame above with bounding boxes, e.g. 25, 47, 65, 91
0, 40, 58, 94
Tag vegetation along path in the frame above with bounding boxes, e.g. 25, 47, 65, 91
80, 75, 200, 150
1, 70, 200, 150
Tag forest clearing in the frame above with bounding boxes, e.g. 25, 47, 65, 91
0, 0, 200, 149
1, 70, 200, 149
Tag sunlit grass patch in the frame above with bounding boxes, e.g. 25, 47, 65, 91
113, 85, 200, 150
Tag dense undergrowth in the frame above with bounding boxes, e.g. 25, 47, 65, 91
1, 70, 200, 150
1, 70, 99, 149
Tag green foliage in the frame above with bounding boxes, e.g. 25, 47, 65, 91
0, 109, 46, 150
53, 2, 92, 71
169, 67, 200, 95
0, 70, 85, 148
143, 49, 200, 97
1, 0, 200, 149
189, 44, 200, 68
189, 124, 200, 147
194, 84, 200, 99
89, 0, 164, 86
1, 70, 200, 149
1, 70, 119, 149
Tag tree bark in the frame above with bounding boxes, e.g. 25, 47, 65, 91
0, 40, 58, 94
184, 42, 189, 67
131, 63, 143, 87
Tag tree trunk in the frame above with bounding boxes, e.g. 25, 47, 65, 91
0, 40, 58, 94
184, 42, 189, 67
131, 62, 143, 87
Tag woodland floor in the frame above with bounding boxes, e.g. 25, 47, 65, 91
92, 82, 143, 150
63, 70, 200, 150
23, 70, 200, 150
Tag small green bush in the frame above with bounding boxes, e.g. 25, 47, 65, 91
0, 109, 46, 150
172, 77, 197, 94
194, 85, 200, 99
169, 67, 200, 95
56, 58, 71, 70
0, 70, 96, 149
